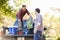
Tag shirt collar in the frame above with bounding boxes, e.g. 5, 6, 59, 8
36, 13, 40, 16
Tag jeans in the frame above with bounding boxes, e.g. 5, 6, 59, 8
34, 31, 42, 40
14, 17, 18, 26
23, 20, 28, 34
14, 20, 18, 26
14, 18, 23, 27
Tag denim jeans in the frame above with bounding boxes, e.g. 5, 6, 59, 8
23, 20, 28, 34
14, 17, 18, 26
14, 20, 18, 26
14, 18, 23, 27
34, 31, 42, 40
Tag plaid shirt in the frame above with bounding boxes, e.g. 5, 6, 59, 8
34, 13, 44, 31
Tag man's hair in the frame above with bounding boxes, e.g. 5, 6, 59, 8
35, 8, 40, 13
22, 5, 26, 7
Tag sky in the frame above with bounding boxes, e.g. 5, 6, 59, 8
9, 0, 60, 17
28, 0, 60, 17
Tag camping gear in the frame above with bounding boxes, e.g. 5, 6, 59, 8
18, 19, 23, 30
27, 17, 33, 29
0, 30, 4, 35
14, 18, 22, 30
17, 30, 23, 35
23, 17, 33, 34
28, 28, 34, 34
23, 20, 28, 35
0, 27, 4, 35
9, 27, 18, 35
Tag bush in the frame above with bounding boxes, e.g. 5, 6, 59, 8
57, 37, 60, 40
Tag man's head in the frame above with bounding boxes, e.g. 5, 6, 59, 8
35, 8, 40, 14
22, 5, 26, 11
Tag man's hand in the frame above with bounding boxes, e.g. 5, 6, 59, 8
34, 27, 37, 34
18, 19, 21, 22
34, 26, 39, 34
29, 14, 32, 18
34, 25, 41, 34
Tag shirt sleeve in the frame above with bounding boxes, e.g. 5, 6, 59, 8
26, 9, 30, 15
16, 9, 21, 19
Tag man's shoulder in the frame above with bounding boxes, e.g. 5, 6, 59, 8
26, 9, 28, 11
19, 9, 22, 11
38, 14, 43, 19
38, 14, 42, 17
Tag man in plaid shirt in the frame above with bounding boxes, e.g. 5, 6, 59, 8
34, 8, 44, 40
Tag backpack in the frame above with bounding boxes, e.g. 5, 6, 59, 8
27, 17, 33, 29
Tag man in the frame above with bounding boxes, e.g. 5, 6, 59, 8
14, 5, 31, 28
34, 8, 44, 40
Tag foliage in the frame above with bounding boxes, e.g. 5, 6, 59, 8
0, 0, 16, 27
0, 0, 60, 40
0, 0, 29, 27
43, 13, 60, 40
57, 37, 60, 40
0, 0, 8, 7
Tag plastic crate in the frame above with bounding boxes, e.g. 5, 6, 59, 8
9, 27, 18, 35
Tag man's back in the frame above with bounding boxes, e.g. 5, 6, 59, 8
16, 9, 30, 19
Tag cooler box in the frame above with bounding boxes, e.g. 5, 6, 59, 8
9, 27, 18, 35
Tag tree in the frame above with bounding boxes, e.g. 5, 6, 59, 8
0, 0, 28, 27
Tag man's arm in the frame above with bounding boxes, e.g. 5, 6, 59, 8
26, 9, 30, 15
26, 9, 32, 17
16, 9, 21, 19
16, 9, 21, 21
